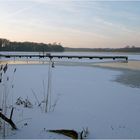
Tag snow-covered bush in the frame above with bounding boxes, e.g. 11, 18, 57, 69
15, 97, 24, 105
24, 98, 33, 108
15, 97, 33, 108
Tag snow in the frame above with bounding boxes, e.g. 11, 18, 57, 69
0, 53, 140, 139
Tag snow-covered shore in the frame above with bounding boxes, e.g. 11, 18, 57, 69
0, 60, 140, 139
94, 60, 140, 71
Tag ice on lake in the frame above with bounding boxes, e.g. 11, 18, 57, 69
0, 52, 140, 139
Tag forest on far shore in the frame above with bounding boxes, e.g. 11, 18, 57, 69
0, 38, 140, 52
65, 46, 140, 53
0, 38, 64, 52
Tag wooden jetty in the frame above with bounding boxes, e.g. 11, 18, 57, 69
0, 54, 128, 61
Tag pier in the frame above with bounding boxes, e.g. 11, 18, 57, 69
0, 54, 128, 61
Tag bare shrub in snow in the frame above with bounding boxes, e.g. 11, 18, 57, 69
51, 93, 61, 112
24, 99, 33, 108
15, 97, 33, 108
82, 127, 89, 139
0, 64, 18, 138
15, 97, 24, 105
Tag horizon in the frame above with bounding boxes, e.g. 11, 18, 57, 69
0, 0, 140, 48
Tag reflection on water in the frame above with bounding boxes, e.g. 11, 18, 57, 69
0, 60, 50, 65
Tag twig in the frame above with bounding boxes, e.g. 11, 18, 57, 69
10, 107, 14, 120
0, 109, 17, 130
31, 89, 40, 106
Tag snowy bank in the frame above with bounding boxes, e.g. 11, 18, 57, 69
0, 62, 140, 139
93, 60, 140, 71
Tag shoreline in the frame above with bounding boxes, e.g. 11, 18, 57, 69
1, 60, 140, 89
115, 69, 140, 89
92, 60, 140, 89
1, 60, 140, 71
93, 60, 140, 71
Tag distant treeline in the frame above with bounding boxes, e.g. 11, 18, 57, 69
0, 38, 64, 52
65, 46, 140, 53
1, 38, 140, 53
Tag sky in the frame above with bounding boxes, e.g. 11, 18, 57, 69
0, 0, 140, 48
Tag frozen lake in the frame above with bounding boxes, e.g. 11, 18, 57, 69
0, 52, 140, 139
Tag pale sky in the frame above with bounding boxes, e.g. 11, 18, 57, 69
0, 0, 140, 48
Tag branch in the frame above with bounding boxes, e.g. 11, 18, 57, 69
0, 108, 17, 130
